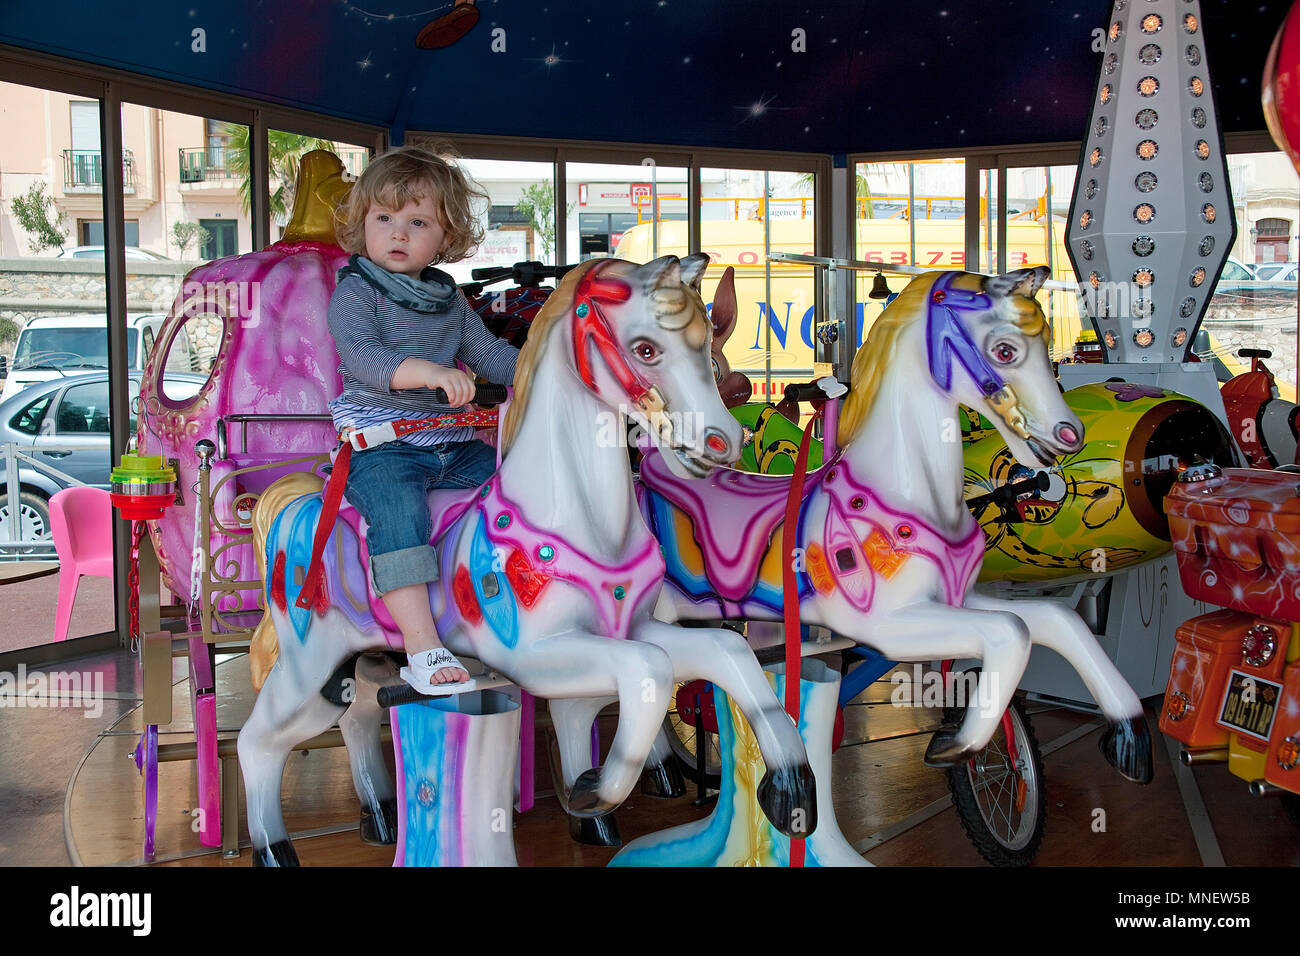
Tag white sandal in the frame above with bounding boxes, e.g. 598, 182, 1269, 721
400, 648, 477, 696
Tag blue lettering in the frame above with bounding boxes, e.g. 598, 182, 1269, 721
799, 306, 815, 350
750, 302, 798, 350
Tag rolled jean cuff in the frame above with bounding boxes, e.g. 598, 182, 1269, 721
370, 544, 440, 595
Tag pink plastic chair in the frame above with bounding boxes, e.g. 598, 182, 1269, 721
50, 487, 115, 642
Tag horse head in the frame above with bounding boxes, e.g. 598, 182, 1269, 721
915, 267, 1084, 469
505, 253, 744, 479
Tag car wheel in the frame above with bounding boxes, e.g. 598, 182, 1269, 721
0, 491, 52, 553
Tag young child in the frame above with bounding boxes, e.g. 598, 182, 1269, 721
328, 145, 519, 694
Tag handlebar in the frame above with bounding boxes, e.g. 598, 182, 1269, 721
964, 471, 1050, 519
782, 378, 849, 405
462, 260, 578, 296
429, 383, 509, 406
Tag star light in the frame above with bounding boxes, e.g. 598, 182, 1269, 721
357, 52, 373, 71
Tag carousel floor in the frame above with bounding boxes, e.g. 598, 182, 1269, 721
5, 644, 1299, 867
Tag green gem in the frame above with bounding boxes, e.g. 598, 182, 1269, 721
613, 585, 626, 600
538, 545, 555, 561
576, 303, 589, 317
496, 513, 511, 529
479, 484, 491, 499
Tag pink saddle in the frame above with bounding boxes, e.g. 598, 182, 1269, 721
639, 447, 824, 602
333, 485, 484, 643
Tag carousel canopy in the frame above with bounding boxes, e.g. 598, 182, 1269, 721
0, 0, 1287, 154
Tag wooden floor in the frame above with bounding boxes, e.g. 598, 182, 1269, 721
5, 644, 1299, 868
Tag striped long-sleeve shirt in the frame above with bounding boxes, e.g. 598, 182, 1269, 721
327, 272, 519, 447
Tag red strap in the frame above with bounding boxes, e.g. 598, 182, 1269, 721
781, 404, 821, 868
296, 440, 352, 611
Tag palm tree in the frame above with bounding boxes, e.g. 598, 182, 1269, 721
224, 125, 337, 222
795, 171, 875, 217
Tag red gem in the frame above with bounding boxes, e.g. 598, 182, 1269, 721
505, 548, 550, 609
270, 551, 287, 612
452, 565, 483, 626
898, 524, 913, 539
850, 496, 865, 509
932, 290, 946, 302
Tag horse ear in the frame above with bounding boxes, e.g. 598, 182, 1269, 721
640, 255, 682, 291
986, 265, 1050, 299
712, 266, 738, 342
679, 253, 710, 291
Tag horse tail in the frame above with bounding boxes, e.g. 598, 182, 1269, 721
249, 471, 326, 692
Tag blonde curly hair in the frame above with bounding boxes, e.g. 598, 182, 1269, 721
335, 144, 488, 264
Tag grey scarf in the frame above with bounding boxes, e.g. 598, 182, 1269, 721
337, 254, 458, 313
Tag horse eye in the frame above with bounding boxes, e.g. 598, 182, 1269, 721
993, 343, 1017, 364
633, 340, 660, 362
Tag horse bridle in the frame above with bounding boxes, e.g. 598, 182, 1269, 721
571, 260, 726, 457
925, 271, 1032, 440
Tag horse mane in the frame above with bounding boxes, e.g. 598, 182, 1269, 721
249, 471, 325, 692
500, 258, 620, 454
836, 271, 1051, 447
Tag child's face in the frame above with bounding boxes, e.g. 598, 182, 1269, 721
363, 192, 447, 278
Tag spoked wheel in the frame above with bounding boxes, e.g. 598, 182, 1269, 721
946, 697, 1046, 866
664, 680, 722, 787
0, 491, 51, 554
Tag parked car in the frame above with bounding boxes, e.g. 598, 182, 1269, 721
1253, 261, 1299, 284
0, 370, 205, 546
0, 313, 198, 403
57, 245, 172, 261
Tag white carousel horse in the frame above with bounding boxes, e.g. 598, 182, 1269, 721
641, 267, 1154, 783
239, 255, 817, 866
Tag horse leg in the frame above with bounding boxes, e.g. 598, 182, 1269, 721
340, 653, 401, 844
865, 601, 1031, 765
548, 695, 615, 790
635, 618, 816, 838
964, 591, 1153, 784
237, 654, 347, 867
512, 632, 673, 816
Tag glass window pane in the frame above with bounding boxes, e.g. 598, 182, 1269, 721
0, 78, 120, 643
443, 157, 558, 285
1007, 164, 1077, 360
1202, 152, 1300, 397
566, 161, 689, 263
855, 158, 966, 343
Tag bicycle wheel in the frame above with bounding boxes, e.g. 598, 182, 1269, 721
946, 697, 1046, 866
663, 680, 722, 787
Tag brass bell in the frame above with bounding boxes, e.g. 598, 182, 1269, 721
869, 272, 892, 300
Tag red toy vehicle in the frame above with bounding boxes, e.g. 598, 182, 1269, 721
1162, 462, 1300, 825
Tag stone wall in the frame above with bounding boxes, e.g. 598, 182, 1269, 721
0, 257, 217, 365
1201, 290, 1299, 388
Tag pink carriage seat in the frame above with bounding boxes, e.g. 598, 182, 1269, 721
50, 486, 115, 642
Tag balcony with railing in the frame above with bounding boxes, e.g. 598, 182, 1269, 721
179, 146, 238, 184
62, 149, 135, 193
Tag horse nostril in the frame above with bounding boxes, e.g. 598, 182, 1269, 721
1054, 422, 1082, 449
705, 429, 730, 459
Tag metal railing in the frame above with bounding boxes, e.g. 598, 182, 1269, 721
1, 442, 86, 559
62, 149, 135, 192
179, 146, 239, 183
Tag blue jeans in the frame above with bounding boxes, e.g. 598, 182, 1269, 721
343, 439, 497, 594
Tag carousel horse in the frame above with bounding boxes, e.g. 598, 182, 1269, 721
640, 267, 1155, 783
239, 254, 817, 866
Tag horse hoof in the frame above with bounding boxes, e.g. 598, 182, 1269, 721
360, 798, 400, 845
567, 811, 622, 847
1099, 715, 1154, 784
641, 756, 687, 799
252, 839, 300, 867
923, 727, 972, 768
757, 764, 818, 838
567, 767, 617, 817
